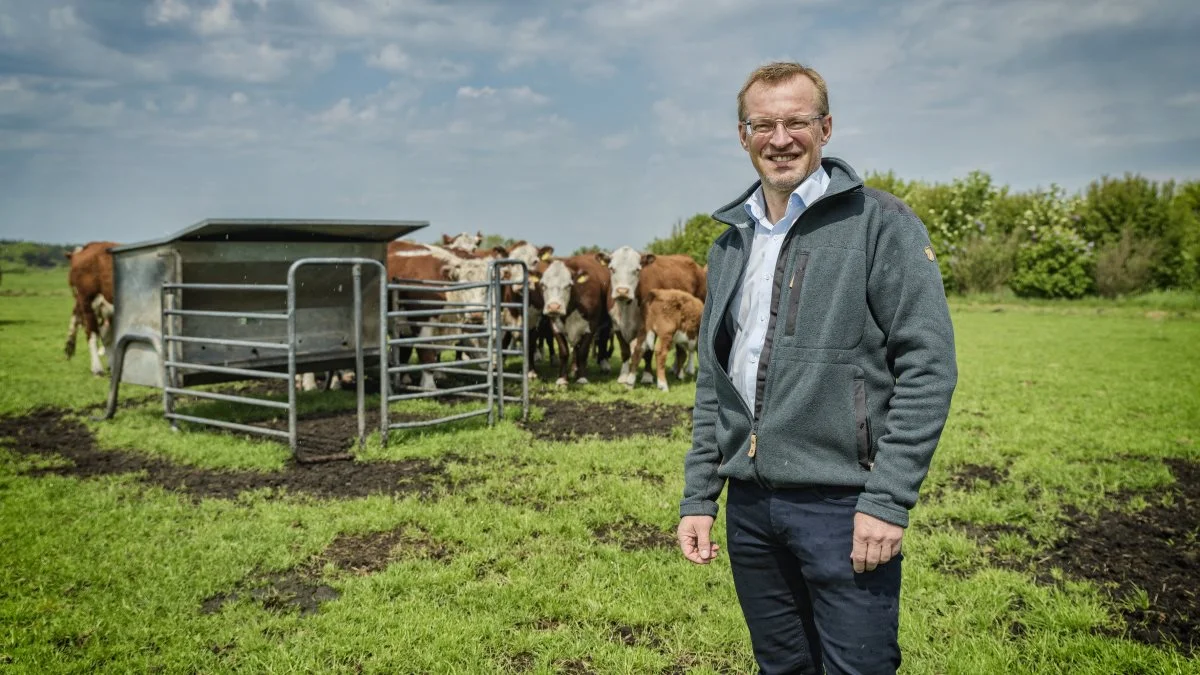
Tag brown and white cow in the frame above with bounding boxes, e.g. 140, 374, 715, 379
386, 241, 492, 391
441, 231, 483, 254
598, 247, 706, 386
537, 254, 610, 386
641, 289, 703, 392
64, 241, 118, 376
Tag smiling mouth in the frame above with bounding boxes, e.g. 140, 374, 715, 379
766, 154, 798, 164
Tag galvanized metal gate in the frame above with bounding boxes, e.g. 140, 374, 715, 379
381, 259, 529, 444
155, 257, 389, 459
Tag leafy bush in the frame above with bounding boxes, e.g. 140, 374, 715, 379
905, 171, 997, 292
949, 231, 1019, 294
645, 213, 726, 265
1010, 225, 1095, 299
1166, 180, 1200, 291
1094, 229, 1160, 298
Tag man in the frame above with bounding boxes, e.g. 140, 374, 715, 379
677, 62, 957, 674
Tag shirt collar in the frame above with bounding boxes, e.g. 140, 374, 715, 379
743, 165, 830, 226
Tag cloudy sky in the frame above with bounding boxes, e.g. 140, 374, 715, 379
1, 0, 1197, 252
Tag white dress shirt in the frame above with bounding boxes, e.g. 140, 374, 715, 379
728, 167, 830, 412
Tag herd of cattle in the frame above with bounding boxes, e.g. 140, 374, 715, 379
61, 232, 708, 394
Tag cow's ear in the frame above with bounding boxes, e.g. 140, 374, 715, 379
442, 234, 454, 245
538, 246, 554, 261
492, 245, 509, 257
640, 253, 656, 267
574, 272, 589, 284
595, 251, 611, 265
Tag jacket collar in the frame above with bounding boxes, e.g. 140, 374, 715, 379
711, 156, 864, 228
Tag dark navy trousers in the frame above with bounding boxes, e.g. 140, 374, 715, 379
726, 479, 902, 675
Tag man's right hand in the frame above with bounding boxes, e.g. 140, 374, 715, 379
678, 515, 720, 564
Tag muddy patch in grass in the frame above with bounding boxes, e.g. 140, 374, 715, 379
202, 524, 454, 615
524, 398, 690, 442
0, 408, 472, 501
593, 517, 676, 552
1044, 458, 1200, 654
949, 462, 1008, 489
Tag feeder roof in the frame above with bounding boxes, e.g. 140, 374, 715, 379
111, 218, 428, 254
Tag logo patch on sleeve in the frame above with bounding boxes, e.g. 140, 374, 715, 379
923, 245, 936, 261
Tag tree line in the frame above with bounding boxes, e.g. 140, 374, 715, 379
642, 172, 1200, 299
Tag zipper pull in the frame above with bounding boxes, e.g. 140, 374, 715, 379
788, 272, 795, 289
748, 433, 757, 458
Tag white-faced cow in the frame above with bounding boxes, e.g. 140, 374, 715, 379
537, 255, 610, 386
641, 289, 703, 392
598, 248, 706, 386
386, 241, 491, 391
441, 231, 483, 254
64, 241, 118, 376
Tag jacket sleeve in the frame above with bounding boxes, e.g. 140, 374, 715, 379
859, 205, 958, 528
679, 243, 727, 519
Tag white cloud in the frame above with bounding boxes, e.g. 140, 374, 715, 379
368, 44, 410, 72
148, 0, 192, 25
230, 91, 248, 105
456, 85, 548, 105
197, 0, 241, 35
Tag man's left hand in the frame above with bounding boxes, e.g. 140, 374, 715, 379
850, 512, 904, 573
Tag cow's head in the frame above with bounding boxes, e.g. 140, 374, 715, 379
441, 258, 490, 322
442, 231, 483, 252
539, 260, 587, 318
604, 246, 645, 302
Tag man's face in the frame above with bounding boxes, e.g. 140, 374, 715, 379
739, 75, 832, 198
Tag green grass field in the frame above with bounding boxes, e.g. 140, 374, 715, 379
1, 266, 1199, 673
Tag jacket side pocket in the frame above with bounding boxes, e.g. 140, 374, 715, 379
853, 378, 872, 470
783, 251, 810, 337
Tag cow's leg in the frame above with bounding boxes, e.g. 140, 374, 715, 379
575, 333, 594, 385
87, 331, 105, 376
417, 325, 439, 391
615, 332, 634, 386
554, 333, 571, 387
640, 330, 656, 384
595, 316, 613, 374
654, 327, 672, 392
298, 372, 319, 391
673, 335, 689, 380
64, 306, 80, 358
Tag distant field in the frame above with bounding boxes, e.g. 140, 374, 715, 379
1, 265, 1198, 673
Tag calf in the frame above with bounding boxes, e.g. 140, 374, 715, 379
641, 289, 703, 392
537, 255, 610, 386
599, 248, 705, 386
64, 241, 118, 376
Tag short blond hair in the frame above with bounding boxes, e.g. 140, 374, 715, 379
737, 62, 829, 121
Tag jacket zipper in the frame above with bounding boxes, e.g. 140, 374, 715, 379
714, 180, 859, 466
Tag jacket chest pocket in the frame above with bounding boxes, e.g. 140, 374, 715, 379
782, 247, 867, 350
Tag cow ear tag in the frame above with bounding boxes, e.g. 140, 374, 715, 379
575, 273, 588, 284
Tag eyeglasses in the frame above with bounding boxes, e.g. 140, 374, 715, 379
742, 114, 825, 137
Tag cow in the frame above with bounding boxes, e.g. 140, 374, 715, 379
441, 231, 483, 253
536, 255, 610, 386
598, 248, 706, 387
386, 241, 491, 391
641, 289, 703, 392
64, 241, 118, 376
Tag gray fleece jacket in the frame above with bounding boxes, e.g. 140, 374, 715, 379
680, 157, 957, 528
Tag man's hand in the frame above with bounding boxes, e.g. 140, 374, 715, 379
678, 515, 721, 565
851, 512, 903, 573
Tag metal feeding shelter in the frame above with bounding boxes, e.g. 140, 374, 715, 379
101, 218, 425, 458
